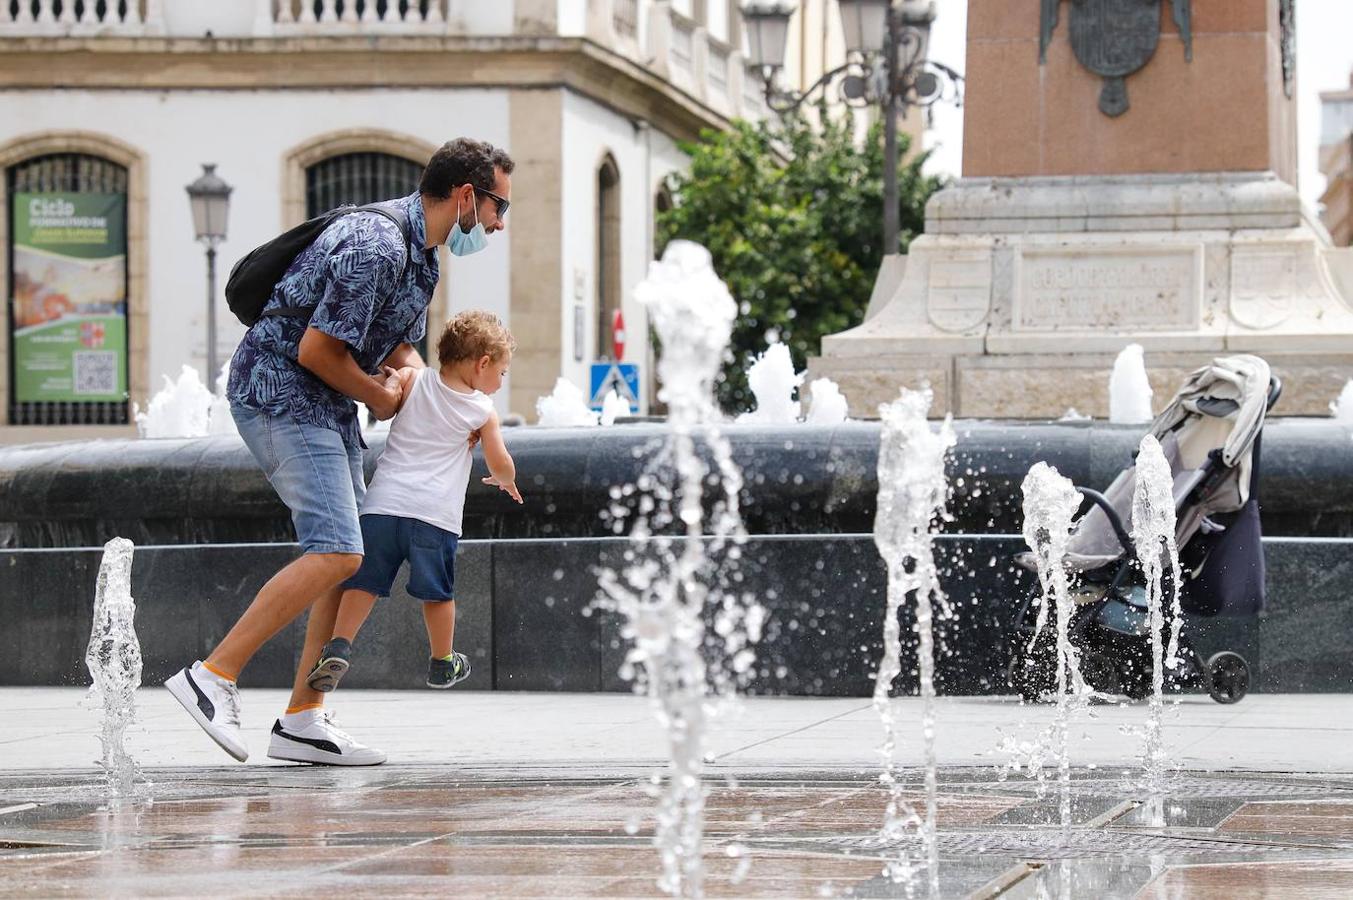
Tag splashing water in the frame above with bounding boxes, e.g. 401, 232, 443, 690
1331, 379, 1353, 423
135, 365, 213, 437
535, 377, 601, 426
85, 537, 144, 800
207, 361, 237, 436
1131, 435, 1183, 792
600, 389, 634, 426
1109, 344, 1153, 424
1021, 463, 1085, 831
872, 388, 955, 893
805, 377, 849, 425
596, 241, 763, 897
737, 342, 801, 424
135, 363, 236, 438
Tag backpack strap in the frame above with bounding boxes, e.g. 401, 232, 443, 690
262, 202, 415, 321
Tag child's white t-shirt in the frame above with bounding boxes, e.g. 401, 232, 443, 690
360, 367, 495, 536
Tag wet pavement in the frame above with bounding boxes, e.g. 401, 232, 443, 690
3, 689, 1353, 897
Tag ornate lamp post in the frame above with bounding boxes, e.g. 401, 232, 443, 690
185, 164, 232, 393
742, 0, 962, 254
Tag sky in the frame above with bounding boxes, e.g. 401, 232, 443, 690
920, 0, 1353, 213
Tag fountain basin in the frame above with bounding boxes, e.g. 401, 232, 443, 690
4, 420, 1352, 695
0, 419, 1350, 548
3, 532, 1350, 693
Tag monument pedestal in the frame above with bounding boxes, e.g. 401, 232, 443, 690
810, 173, 1353, 417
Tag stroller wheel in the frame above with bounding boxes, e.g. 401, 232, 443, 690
1206, 652, 1250, 704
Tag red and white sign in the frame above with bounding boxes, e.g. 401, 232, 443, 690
612, 308, 626, 360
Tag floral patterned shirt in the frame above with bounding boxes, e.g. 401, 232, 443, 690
227, 192, 438, 449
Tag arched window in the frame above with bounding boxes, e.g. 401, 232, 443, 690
305, 151, 423, 218
596, 155, 622, 361
7, 153, 129, 425
305, 151, 427, 357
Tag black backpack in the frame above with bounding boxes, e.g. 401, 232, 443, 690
225, 202, 413, 327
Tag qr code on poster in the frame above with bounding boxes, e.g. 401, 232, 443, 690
73, 351, 118, 396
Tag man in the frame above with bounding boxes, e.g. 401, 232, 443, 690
165, 138, 513, 765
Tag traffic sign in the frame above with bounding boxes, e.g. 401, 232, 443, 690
589, 362, 640, 412
612, 309, 626, 360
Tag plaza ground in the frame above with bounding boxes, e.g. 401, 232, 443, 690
4, 690, 1353, 896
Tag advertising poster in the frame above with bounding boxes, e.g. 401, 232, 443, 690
10, 192, 127, 403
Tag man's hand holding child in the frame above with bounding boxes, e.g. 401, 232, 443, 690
368, 366, 404, 420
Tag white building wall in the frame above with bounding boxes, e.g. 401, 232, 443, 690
558, 90, 685, 413
556, 0, 587, 36
447, 0, 517, 35
0, 87, 511, 400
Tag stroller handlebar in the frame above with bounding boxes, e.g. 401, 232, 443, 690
1074, 487, 1135, 556
1267, 375, 1283, 411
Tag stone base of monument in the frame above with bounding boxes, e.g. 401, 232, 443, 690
810, 173, 1353, 418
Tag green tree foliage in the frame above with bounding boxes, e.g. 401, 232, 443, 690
656, 111, 943, 412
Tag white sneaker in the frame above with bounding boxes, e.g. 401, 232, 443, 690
267, 710, 387, 766
164, 661, 248, 762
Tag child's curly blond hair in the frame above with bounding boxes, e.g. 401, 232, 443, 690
436, 310, 516, 367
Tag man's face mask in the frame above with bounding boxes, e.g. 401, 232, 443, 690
447, 192, 488, 257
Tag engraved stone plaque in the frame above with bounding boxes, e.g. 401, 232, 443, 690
927, 251, 992, 332
1230, 246, 1296, 330
1012, 246, 1201, 331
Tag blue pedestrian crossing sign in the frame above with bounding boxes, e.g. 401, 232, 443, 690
589, 362, 640, 412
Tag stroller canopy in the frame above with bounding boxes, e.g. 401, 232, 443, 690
1153, 354, 1271, 475
1054, 354, 1274, 573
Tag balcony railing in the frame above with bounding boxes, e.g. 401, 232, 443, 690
611, 0, 637, 41
1, 0, 161, 34
274, 0, 445, 32
707, 40, 729, 102
0, 0, 450, 36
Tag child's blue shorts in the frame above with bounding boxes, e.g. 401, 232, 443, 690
342, 514, 459, 602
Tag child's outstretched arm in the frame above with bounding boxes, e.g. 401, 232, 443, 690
478, 412, 522, 504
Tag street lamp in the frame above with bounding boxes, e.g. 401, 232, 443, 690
743, 0, 962, 254
838, 0, 889, 55
185, 164, 232, 393
742, 1, 794, 72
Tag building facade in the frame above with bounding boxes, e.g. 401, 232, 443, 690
0, 0, 763, 439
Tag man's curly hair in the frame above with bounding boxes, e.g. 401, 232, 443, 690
437, 310, 516, 366
419, 138, 515, 197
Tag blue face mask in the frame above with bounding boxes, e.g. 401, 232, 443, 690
447, 196, 488, 257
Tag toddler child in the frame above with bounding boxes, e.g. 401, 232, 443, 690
305, 309, 521, 692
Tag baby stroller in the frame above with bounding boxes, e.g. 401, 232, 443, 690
1008, 355, 1281, 705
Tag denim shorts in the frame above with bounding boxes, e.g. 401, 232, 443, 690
343, 514, 459, 601
232, 405, 365, 556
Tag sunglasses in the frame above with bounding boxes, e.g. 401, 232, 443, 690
474, 185, 510, 218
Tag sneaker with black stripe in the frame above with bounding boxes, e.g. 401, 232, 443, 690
164, 661, 249, 762
267, 710, 386, 766
305, 637, 351, 693
427, 651, 471, 689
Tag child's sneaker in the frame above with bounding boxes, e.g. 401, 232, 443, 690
164, 661, 249, 762
427, 651, 471, 689
267, 709, 386, 766
305, 637, 351, 693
